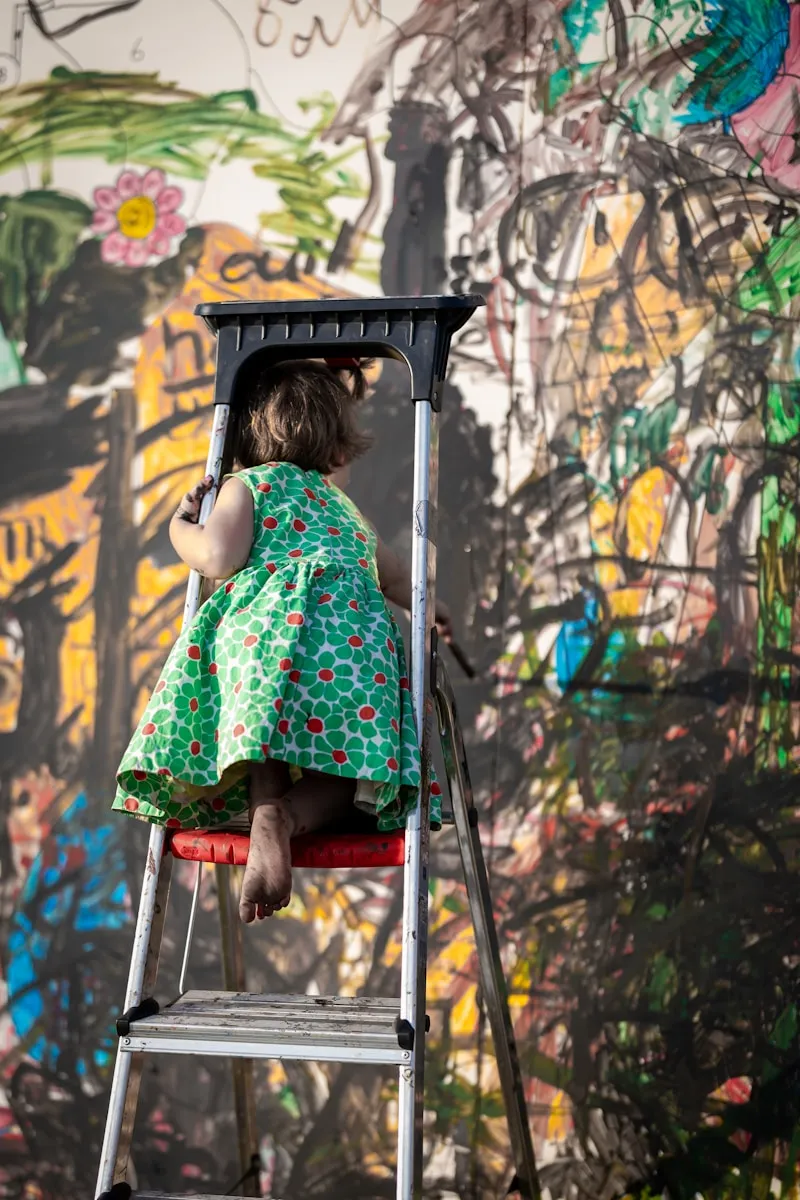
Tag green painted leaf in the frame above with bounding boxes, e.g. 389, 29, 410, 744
0, 189, 90, 342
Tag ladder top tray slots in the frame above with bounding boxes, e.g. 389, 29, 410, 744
194, 293, 485, 410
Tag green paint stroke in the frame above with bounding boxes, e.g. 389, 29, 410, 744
0, 69, 363, 258
0, 189, 91, 344
740, 221, 800, 767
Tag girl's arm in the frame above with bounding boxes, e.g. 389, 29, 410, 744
169, 475, 254, 579
376, 536, 453, 641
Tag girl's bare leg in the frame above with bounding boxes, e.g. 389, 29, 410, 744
240, 763, 356, 924
240, 760, 292, 924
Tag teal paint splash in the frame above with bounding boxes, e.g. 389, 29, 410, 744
563, 0, 607, 52
683, 0, 790, 126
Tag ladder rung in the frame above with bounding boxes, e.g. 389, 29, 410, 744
169, 829, 406, 869
119, 990, 409, 1066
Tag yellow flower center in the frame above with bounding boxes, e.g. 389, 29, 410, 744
117, 195, 157, 239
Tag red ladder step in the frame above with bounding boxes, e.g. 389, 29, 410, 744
168, 829, 406, 870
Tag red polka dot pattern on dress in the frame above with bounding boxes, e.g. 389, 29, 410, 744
112, 461, 440, 833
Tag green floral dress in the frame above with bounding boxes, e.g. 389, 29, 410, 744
113, 462, 442, 832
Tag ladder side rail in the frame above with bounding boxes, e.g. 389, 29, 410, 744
96, 850, 173, 1193
435, 661, 541, 1200
396, 399, 438, 1200
96, 400, 232, 1198
216, 863, 260, 1197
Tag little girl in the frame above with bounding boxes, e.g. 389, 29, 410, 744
113, 358, 450, 923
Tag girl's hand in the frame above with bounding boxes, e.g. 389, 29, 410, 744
175, 475, 214, 524
435, 599, 453, 643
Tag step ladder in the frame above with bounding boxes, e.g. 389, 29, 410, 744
95, 295, 540, 1200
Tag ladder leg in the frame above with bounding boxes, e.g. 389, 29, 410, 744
98, 400, 231, 1196
217, 864, 260, 1198
436, 668, 541, 1200
96, 827, 173, 1196
397, 399, 438, 1200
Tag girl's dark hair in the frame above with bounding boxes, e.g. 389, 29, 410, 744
228, 358, 373, 474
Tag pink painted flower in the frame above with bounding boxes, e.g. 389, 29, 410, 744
91, 168, 186, 266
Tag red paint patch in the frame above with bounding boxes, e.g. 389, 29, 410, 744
133, 769, 147, 781
225, 580, 235, 593
257, 482, 272, 493
261, 743, 270, 758
155, 680, 166, 693
234, 681, 242, 695
356, 531, 368, 543
358, 558, 369, 569
431, 782, 442, 796
244, 634, 258, 647
374, 672, 387, 684
166, 817, 181, 828
263, 516, 278, 530
293, 519, 307, 532
318, 593, 332, 604
285, 582, 296, 591
319, 497, 328, 508
359, 705, 376, 720
289, 669, 301, 683
212, 797, 226, 811
158, 767, 171, 776
278, 719, 289, 734
332, 749, 347, 764
319, 668, 334, 681
266, 563, 277, 574
387, 757, 399, 771
387, 638, 396, 654
400, 677, 410, 690
190, 740, 201, 755
233, 723, 245, 737
313, 567, 325, 577
209, 662, 218, 675
143, 722, 156, 736
348, 635, 364, 648
391, 718, 399, 733
327, 526, 341, 537
189, 697, 199, 711
274, 698, 283, 712
304, 487, 316, 500
287, 612, 304, 626
280, 657, 292, 671
348, 600, 359, 611
187, 645, 201, 660
307, 717, 324, 734
288, 548, 303, 558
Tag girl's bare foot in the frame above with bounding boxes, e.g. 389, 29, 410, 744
239, 801, 294, 923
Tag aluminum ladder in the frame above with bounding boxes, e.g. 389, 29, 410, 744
95, 295, 540, 1200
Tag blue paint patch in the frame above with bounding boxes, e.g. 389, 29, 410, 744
682, 0, 790, 125
6, 792, 131, 1078
556, 593, 612, 691
555, 592, 639, 719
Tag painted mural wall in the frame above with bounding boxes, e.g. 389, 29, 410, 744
1, 1, 800, 1196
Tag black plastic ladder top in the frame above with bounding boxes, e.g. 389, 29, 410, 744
195, 295, 485, 412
